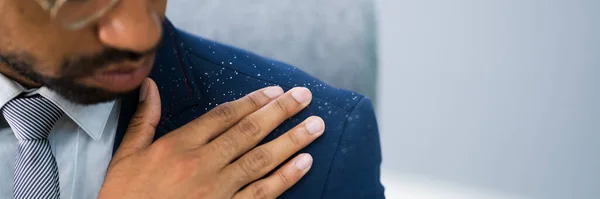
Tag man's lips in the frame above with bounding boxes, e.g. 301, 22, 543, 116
102, 67, 140, 74
97, 56, 152, 74
91, 57, 154, 92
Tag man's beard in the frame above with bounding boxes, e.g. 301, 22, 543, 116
0, 48, 156, 105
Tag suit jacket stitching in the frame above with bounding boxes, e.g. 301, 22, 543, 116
183, 49, 362, 113
319, 96, 366, 199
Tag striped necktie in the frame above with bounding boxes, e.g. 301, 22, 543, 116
2, 95, 63, 199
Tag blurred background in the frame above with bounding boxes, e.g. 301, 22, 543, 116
167, 0, 600, 198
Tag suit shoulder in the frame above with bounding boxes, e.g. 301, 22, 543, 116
177, 29, 366, 112
166, 29, 383, 198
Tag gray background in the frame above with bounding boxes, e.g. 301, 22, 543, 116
377, 0, 600, 198
166, 0, 378, 102
167, 0, 600, 198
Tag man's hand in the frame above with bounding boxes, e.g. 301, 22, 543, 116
98, 78, 325, 199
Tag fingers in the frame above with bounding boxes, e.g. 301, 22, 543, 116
233, 154, 313, 199
163, 86, 284, 148
206, 87, 313, 166
112, 78, 162, 164
222, 116, 325, 187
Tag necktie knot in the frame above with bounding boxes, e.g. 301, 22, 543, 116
2, 96, 64, 140
3, 95, 63, 199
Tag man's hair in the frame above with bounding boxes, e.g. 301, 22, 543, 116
0, 55, 7, 64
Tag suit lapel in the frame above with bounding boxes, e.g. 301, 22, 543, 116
112, 90, 138, 155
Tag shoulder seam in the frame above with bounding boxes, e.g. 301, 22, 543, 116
318, 96, 367, 199
164, 20, 193, 96
184, 47, 362, 112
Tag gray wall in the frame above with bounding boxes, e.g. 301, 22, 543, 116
167, 0, 600, 198
166, 0, 378, 101
377, 0, 600, 198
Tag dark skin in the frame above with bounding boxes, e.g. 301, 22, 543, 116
0, 65, 37, 87
1, 0, 323, 198
0, 0, 166, 103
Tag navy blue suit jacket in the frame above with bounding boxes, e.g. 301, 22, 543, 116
113, 20, 385, 199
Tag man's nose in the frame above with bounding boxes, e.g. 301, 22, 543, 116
97, 0, 162, 53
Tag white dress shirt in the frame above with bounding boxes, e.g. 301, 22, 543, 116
0, 73, 119, 199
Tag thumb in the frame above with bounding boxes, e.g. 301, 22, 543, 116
112, 78, 162, 164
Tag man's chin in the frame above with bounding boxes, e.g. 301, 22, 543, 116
60, 89, 129, 105
46, 82, 135, 105
51, 65, 151, 104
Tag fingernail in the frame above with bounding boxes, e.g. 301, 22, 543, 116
263, 86, 284, 99
306, 117, 324, 134
139, 79, 149, 102
294, 154, 313, 170
292, 88, 312, 104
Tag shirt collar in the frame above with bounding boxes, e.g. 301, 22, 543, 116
0, 73, 23, 110
0, 73, 115, 140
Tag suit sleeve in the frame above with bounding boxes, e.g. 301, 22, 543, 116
321, 97, 385, 199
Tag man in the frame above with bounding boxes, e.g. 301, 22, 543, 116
0, 0, 384, 198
